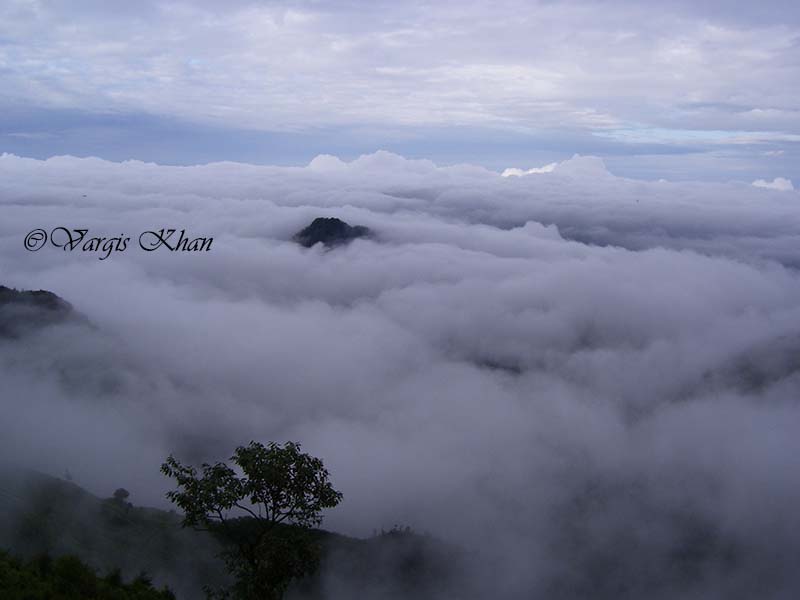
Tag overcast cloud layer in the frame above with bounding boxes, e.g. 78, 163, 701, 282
1, 0, 798, 179
1, 152, 799, 598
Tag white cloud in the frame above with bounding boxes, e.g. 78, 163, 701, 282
501, 162, 557, 177
753, 176, 795, 191
502, 154, 615, 178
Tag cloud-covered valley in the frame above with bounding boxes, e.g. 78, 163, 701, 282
1, 151, 799, 598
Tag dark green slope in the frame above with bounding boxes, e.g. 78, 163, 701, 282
0, 468, 226, 598
0, 468, 464, 599
0, 551, 177, 600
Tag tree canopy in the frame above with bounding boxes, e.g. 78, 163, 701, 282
161, 441, 342, 599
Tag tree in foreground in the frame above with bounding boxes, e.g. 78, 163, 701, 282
161, 441, 343, 600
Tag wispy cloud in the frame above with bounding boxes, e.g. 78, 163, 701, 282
0, 0, 797, 183
1, 2, 797, 143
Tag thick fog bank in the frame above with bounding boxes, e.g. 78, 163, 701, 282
1, 151, 798, 598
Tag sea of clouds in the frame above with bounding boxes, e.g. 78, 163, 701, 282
0, 151, 799, 598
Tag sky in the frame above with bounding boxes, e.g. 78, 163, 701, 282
1, 0, 799, 181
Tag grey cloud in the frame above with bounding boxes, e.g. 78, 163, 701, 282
1, 151, 799, 598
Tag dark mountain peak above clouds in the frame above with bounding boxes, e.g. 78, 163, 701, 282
293, 217, 373, 248
0, 285, 81, 338
0, 286, 69, 311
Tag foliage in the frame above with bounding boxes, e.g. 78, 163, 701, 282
0, 469, 225, 597
0, 550, 175, 600
2, 466, 461, 599
161, 441, 342, 600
